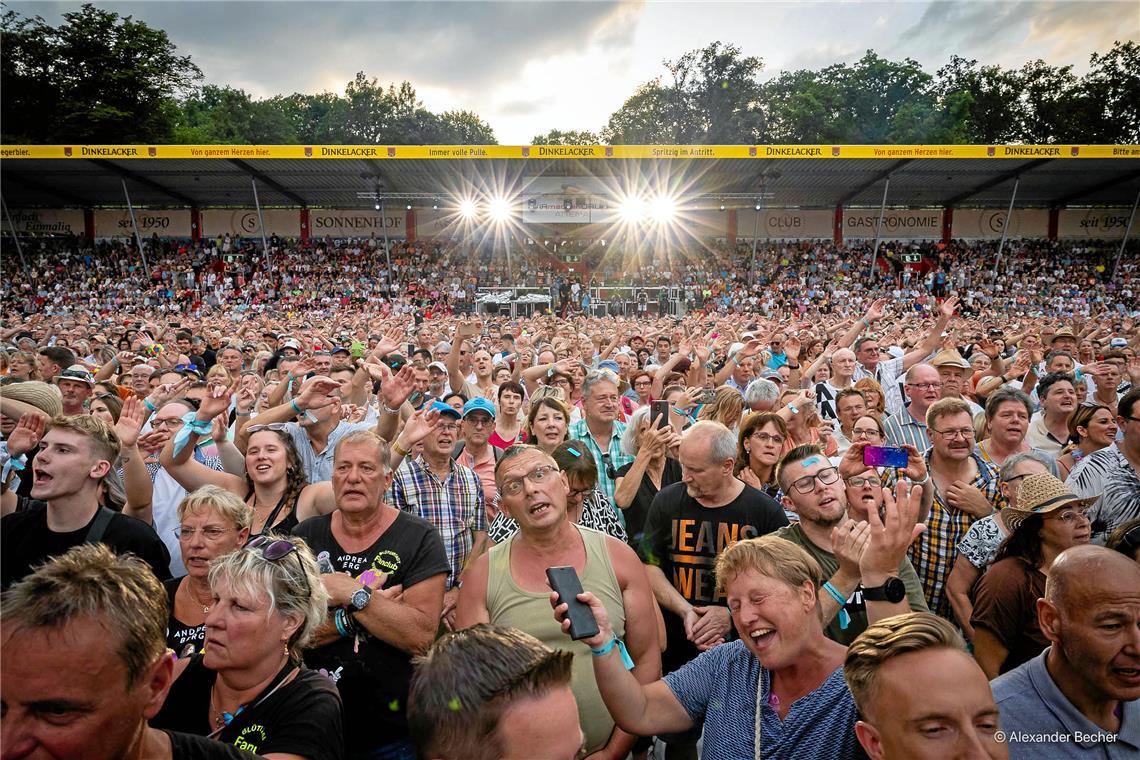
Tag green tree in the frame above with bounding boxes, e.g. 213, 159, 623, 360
933, 56, 1024, 143
174, 85, 298, 143
669, 42, 767, 143
602, 78, 680, 144
1076, 41, 1140, 143
440, 110, 497, 144
531, 129, 601, 145
762, 69, 850, 142
1, 4, 201, 143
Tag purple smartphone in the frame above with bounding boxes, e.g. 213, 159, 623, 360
863, 445, 908, 469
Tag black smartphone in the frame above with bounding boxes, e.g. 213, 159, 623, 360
546, 566, 599, 641
650, 399, 670, 429
864, 445, 909, 469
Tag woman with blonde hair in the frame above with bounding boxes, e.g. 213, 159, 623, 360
164, 485, 254, 658
697, 385, 745, 432
153, 534, 343, 760
853, 377, 886, 419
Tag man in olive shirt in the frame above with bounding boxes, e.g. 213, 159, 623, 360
775, 445, 928, 645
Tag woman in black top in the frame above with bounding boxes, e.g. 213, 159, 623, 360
165, 485, 252, 658
160, 384, 336, 536
614, 404, 683, 548
153, 534, 344, 760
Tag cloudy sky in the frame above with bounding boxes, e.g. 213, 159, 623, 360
9, 0, 1138, 143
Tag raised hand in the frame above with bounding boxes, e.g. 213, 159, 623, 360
831, 518, 870, 581
294, 376, 341, 412
398, 406, 442, 448
380, 364, 417, 410
113, 396, 150, 449
145, 377, 193, 410
861, 480, 926, 578
197, 380, 237, 420
7, 412, 48, 458
938, 295, 960, 320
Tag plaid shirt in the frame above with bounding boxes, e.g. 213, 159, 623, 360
908, 450, 1006, 620
568, 418, 632, 514
387, 456, 486, 588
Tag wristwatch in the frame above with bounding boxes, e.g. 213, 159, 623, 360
862, 577, 906, 603
350, 586, 373, 611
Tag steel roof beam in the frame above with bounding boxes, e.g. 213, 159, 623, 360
836, 159, 913, 206
227, 159, 307, 206
87, 159, 198, 206
1047, 169, 1140, 208
940, 159, 1053, 208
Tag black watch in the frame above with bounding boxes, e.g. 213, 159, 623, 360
350, 586, 373, 611
862, 577, 906, 604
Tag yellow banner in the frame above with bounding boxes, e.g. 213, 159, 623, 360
2, 144, 1138, 160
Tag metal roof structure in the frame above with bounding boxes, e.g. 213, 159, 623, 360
2, 145, 1139, 209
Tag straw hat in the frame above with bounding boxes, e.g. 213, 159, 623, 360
930, 349, 972, 370
1006, 473, 1097, 532
0, 380, 64, 418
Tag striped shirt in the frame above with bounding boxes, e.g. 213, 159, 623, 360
884, 407, 931, 453
387, 456, 487, 588
909, 450, 1005, 619
568, 418, 633, 513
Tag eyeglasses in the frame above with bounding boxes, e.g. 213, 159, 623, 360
1049, 506, 1091, 524
846, 476, 882, 488
568, 485, 592, 500
601, 452, 619, 480
464, 416, 492, 428
906, 382, 943, 390
852, 428, 882, 439
789, 466, 840, 494
175, 525, 232, 541
151, 417, 185, 429
500, 464, 558, 496
1002, 472, 1033, 485
931, 428, 975, 439
247, 423, 290, 434
751, 431, 785, 445
437, 422, 460, 432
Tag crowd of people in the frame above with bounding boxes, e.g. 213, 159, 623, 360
1, 231, 1139, 760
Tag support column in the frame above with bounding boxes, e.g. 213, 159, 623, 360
942, 207, 953, 244
870, 177, 891, 277
121, 179, 151, 279
250, 178, 271, 270
83, 208, 96, 243
406, 206, 417, 243
190, 207, 201, 244
381, 199, 393, 296
749, 206, 761, 285
992, 177, 1020, 278
0, 195, 29, 269
726, 208, 738, 247
1047, 208, 1059, 241
299, 208, 310, 245
833, 205, 843, 246
1111, 187, 1140, 282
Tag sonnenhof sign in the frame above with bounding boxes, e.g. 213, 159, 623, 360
2, 144, 1139, 160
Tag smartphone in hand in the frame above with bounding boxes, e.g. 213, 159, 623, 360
864, 445, 908, 469
650, 400, 670, 429
546, 566, 599, 641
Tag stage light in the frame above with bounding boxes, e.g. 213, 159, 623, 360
433, 204, 439, 210
406, 205, 412, 211
488, 196, 512, 222
374, 202, 380, 211
458, 199, 478, 219
719, 204, 726, 211
648, 195, 677, 224
619, 196, 646, 223
755, 203, 761, 210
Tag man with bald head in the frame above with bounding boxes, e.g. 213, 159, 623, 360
991, 545, 1140, 758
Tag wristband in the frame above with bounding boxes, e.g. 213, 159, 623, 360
143, 399, 156, 412
590, 637, 635, 670
10, 456, 26, 472
822, 582, 851, 630
235, 410, 251, 417
290, 399, 304, 416
861, 318, 871, 328
382, 402, 402, 415
786, 363, 800, 369
910, 473, 931, 486
392, 440, 410, 458
333, 607, 352, 637
111, 357, 121, 367
787, 403, 799, 415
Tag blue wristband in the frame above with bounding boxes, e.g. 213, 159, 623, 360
290, 399, 304, 416
334, 608, 351, 637
143, 399, 156, 412
822, 581, 851, 630
590, 637, 635, 670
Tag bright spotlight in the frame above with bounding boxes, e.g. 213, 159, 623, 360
406, 204, 412, 211
648, 195, 677, 224
458, 199, 478, 219
488, 196, 512, 222
374, 203, 380, 211
619, 196, 646, 224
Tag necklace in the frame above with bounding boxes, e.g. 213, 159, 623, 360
186, 581, 212, 614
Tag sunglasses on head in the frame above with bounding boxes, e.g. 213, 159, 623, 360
245, 535, 297, 561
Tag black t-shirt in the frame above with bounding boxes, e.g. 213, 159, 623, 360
616, 457, 683, 550
292, 510, 449, 754
165, 729, 258, 759
153, 656, 343, 760
165, 577, 207, 659
1, 503, 172, 589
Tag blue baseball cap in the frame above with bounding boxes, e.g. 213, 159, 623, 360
429, 400, 461, 419
462, 397, 497, 420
